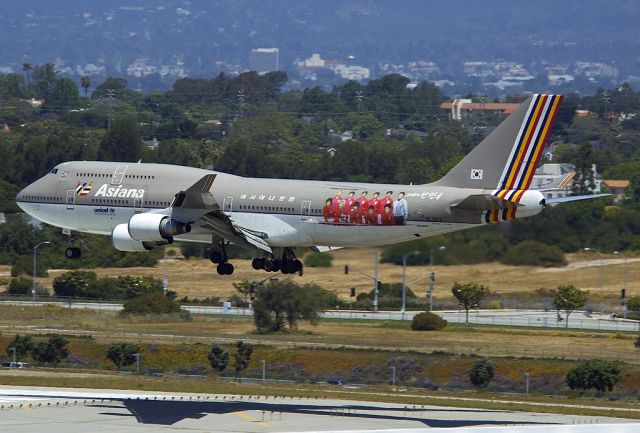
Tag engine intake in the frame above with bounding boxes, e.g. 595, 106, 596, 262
128, 213, 191, 242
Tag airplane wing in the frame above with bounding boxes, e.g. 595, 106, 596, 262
166, 174, 272, 254
544, 193, 612, 206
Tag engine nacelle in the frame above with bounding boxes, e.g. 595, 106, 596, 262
128, 213, 191, 242
517, 190, 546, 218
111, 224, 153, 252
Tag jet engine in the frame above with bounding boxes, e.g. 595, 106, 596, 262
516, 190, 546, 218
111, 224, 153, 252
127, 213, 191, 242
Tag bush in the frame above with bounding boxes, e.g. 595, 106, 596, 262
106, 342, 140, 371
32, 335, 69, 365
566, 360, 622, 394
52, 271, 97, 297
303, 253, 333, 267
121, 292, 186, 317
500, 241, 567, 267
469, 358, 495, 387
8, 277, 32, 294
411, 312, 447, 331
11, 255, 48, 277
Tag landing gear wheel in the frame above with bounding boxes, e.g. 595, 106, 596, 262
217, 262, 234, 275
65, 247, 81, 259
293, 260, 303, 273
264, 260, 277, 272
252, 258, 266, 270
209, 251, 222, 264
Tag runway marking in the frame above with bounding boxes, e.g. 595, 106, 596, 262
232, 410, 271, 427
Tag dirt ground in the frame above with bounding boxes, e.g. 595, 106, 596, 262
3, 249, 637, 301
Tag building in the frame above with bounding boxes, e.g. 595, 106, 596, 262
440, 99, 520, 121
249, 48, 279, 74
601, 180, 630, 204
531, 163, 602, 200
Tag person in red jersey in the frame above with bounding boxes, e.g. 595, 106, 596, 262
331, 190, 343, 215
377, 191, 394, 215
370, 192, 381, 219
322, 198, 333, 223
348, 201, 360, 224
380, 203, 395, 225
356, 191, 369, 223
345, 191, 356, 213
366, 205, 378, 225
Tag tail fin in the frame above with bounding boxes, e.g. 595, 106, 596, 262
433, 94, 563, 199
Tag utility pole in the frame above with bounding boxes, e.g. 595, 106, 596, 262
107, 89, 114, 131
355, 91, 363, 114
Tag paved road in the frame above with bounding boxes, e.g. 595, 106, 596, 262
2, 300, 638, 332
0, 385, 637, 433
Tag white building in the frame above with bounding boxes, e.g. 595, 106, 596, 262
249, 48, 279, 74
532, 163, 602, 200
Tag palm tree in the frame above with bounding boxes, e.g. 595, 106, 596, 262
80, 76, 91, 98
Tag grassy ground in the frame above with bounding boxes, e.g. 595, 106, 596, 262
7, 249, 637, 302
0, 305, 638, 364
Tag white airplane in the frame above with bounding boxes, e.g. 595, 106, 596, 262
16, 94, 605, 275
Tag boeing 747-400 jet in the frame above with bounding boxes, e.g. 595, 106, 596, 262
15, 94, 606, 275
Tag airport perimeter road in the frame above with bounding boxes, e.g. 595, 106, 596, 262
1, 300, 639, 332
0, 385, 637, 433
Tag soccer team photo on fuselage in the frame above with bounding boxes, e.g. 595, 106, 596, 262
322, 190, 408, 226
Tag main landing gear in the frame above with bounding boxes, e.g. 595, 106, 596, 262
252, 248, 303, 275
210, 242, 234, 275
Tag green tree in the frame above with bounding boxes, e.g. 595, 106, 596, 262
106, 342, 140, 372
11, 255, 48, 277
80, 76, 91, 97
22, 63, 32, 86
233, 341, 253, 380
32, 335, 69, 365
6, 334, 35, 358
115, 276, 163, 300
626, 296, 640, 320
303, 253, 333, 267
8, 277, 33, 295
571, 143, 596, 195
253, 279, 334, 332
566, 360, 621, 394
634, 335, 640, 349
207, 344, 229, 373
553, 285, 589, 328
469, 358, 495, 387
52, 271, 97, 298
452, 282, 490, 324
97, 116, 142, 162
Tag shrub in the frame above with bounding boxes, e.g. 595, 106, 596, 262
207, 344, 229, 373
11, 255, 48, 277
469, 358, 495, 387
6, 334, 35, 358
32, 335, 69, 365
566, 360, 622, 394
500, 241, 567, 267
411, 312, 447, 331
8, 277, 32, 294
303, 253, 333, 267
106, 342, 140, 371
52, 271, 97, 297
121, 292, 185, 317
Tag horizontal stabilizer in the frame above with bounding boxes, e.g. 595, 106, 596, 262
545, 193, 612, 207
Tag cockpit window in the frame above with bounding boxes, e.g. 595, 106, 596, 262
49, 168, 59, 174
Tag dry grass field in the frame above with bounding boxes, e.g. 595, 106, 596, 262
6, 249, 638, 301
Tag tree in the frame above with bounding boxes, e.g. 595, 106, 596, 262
97, 116, 142, 162
627, 296, 640, 320
207, 344, 229, 373
106, 342, 140, 372
6, 334, 35, 358
469, 358, 495, 387
52, 271, 97, 298
566, 360, 621, 394
553, 285, 589, 328
234, 341, 253, 380
32, 335, 69, 365
451, 282, 490, 324
121, 292, 184, 316
634, 335, 640, 349
22, 63, 32, 86
252, 279, 334, 332
80, 76, 91, 98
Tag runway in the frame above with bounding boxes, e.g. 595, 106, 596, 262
0, 385, 637, 433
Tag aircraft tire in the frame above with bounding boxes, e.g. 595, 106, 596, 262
65, 247, 81, 260
209, 251, 222, 264
293, 260, 303, 272
252, 258, 265, 270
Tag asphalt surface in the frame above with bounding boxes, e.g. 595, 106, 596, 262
0, 385, 637, 433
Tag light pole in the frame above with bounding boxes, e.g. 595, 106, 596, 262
344, 251, 380, 312
584, 247, 604, 294
401, 251, 420, 319
9, 347, 16, 365
428, 246, 446, 311
133, 353, 141, 374
33, 241, 50, 305
524, 372, 530, 395
261, 359, 266, 381
614, 251, 628, 319
391, 365, 396, 386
